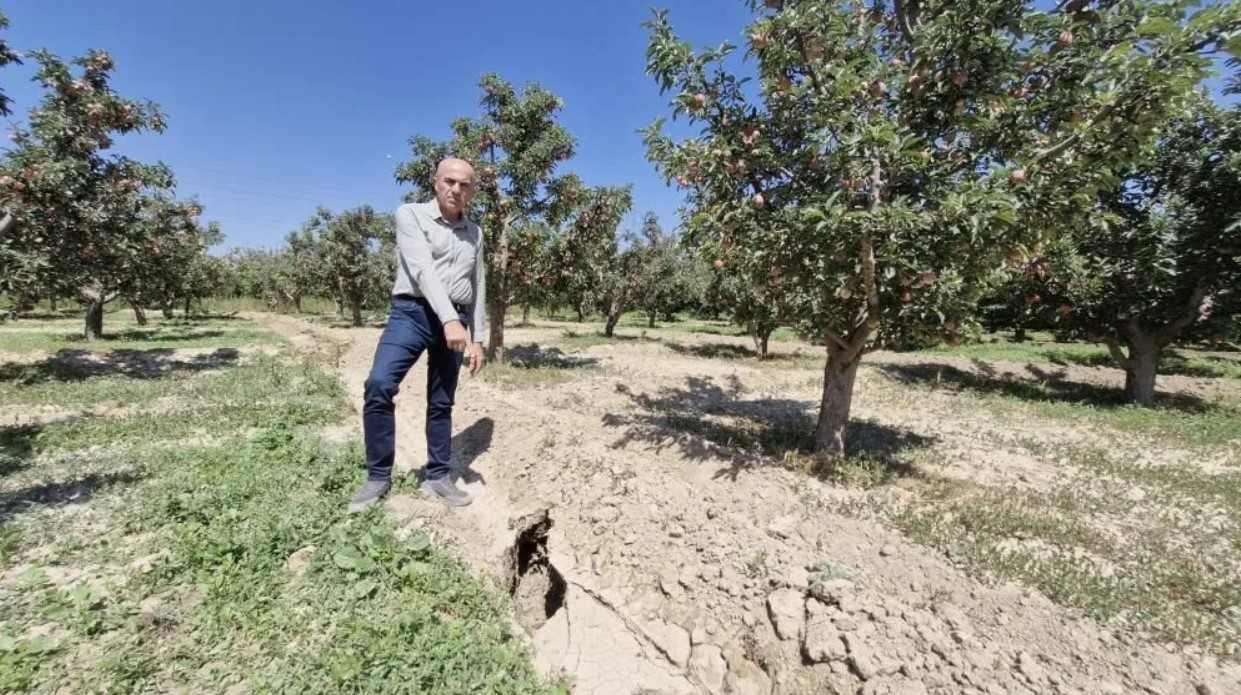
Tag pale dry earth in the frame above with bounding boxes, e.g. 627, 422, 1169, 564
250, 312, 1241, 695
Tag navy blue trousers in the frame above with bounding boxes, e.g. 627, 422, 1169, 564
363, 297, 465, 482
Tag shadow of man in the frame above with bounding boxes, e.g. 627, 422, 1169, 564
448, 417, 494, 485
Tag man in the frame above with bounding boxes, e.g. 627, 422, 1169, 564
348, 157, 487, 512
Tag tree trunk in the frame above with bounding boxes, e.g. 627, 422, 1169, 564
294, 296, 303, 314
604, 311, 621, 338
751, 324, 772, 360
132, 302, 148, 326
184, 296, 192, 316
575, 303, 585, 323
485, 219, 511, 363
85, 301, 105, 341
350, 301, 363, 328
648, 311, 657, 328
162, 301, 174, 319
1014, 327, 1027, 342
49, 294, 58, 313
814, 341, 864, 456
1122, 338, 1160, 406
522, 304, 531, 325
334, 298, 343, 318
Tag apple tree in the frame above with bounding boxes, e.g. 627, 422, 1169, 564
395, 73, 577, 362
508, 221, 557, 324
1046, 99, 1240, 404
0, 49, 174, 339
643, 0, 1241, 455
317, 205, 386, 327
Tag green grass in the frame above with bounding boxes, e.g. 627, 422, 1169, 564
874, 361, 1241, 448
0, 322, 284, 353
0, 320, 556, 694
890, 443, 1241, 657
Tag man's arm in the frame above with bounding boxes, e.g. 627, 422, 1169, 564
468, 227, 488, 344
395, 205, 459, 327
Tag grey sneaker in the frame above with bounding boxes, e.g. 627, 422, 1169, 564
420, 477, 472, 507
347, 479, 392, 513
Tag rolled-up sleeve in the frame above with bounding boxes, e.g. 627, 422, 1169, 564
469, 227, 487, 343
395, 205, 459, 327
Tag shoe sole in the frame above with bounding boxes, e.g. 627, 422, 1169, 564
420, 482, 473, 507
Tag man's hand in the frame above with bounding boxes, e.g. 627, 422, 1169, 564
468, 343, 486, 376
443, 320, 469, 353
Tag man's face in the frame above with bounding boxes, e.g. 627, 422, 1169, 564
434, 160, 476, 219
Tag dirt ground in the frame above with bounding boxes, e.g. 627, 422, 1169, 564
250, 312, 1241, 695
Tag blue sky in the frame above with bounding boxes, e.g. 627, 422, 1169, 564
3, 0, 755, 252
2, 1, 1235, 254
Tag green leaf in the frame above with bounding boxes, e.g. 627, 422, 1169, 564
333, 547, 361, 570
350, 579, 379, 600
1136, 17, 1177, 38
406, 533, 431, 554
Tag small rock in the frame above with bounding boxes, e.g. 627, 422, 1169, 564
669, 525, 685, 539
783, 566, 811, 590
849, 650, 878, 681
803, 614, 848, 663
766, 515, 797, 539
1017, 651, 1046, 684
810, 578, 856, 605
679, 564, 699, 587
766, 589, 806, 641
592, 506, 620, 524
706, 507, 718, 520
834, 616, 859, 632
1195, 686, 1216, 695
689, 644, 727, 694
647, 621, 691, 669
879, 545, 895, 557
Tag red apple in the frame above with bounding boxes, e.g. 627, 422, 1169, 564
765, 0, 781, 8
1057, 30, 1074, 49
1011, 168, 1028, 183
676, 176, 689, 186
919, 270, 937, 286
901, 290, 913, 303
714, 259, 725, 269
951, 71, 969, 87
919, 149, 933, 162
752, 192, 766, 207
871, 80, 888, 96
0, 176, 12, 187
1028, 294, 1042, 304
693, 92, 708, 109
742, 125, 761, 145
945, 318, 958, 332
1057, 304, 1074, 315
751, 32, 772, 49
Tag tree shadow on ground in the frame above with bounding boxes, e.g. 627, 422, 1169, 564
1043, 350, 1241, 380
72, 329, 228, 343
0, 469, 145, 524
0, 348, 241, 385
878, 360, 1214, 413
0, 424, 39, 478
602, 375, 934, 483
506, 344, 601, 370
663, 341, 807, 362
560, 330, 661, 343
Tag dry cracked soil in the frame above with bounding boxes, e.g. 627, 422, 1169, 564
250, 312, 1241, 695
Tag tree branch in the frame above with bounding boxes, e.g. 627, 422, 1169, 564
1104, 338, 1131, 369
1152, 282, 1210, 346
824, 330, 850, 352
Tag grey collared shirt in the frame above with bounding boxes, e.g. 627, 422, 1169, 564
390, 201, 487, 343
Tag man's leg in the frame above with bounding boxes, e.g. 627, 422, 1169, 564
420, 313, 470, 506
349, 303, 428, 512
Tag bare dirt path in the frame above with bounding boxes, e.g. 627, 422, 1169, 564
251, 312, 1240, 695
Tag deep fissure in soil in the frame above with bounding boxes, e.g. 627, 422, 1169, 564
509, 511, 566, 632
